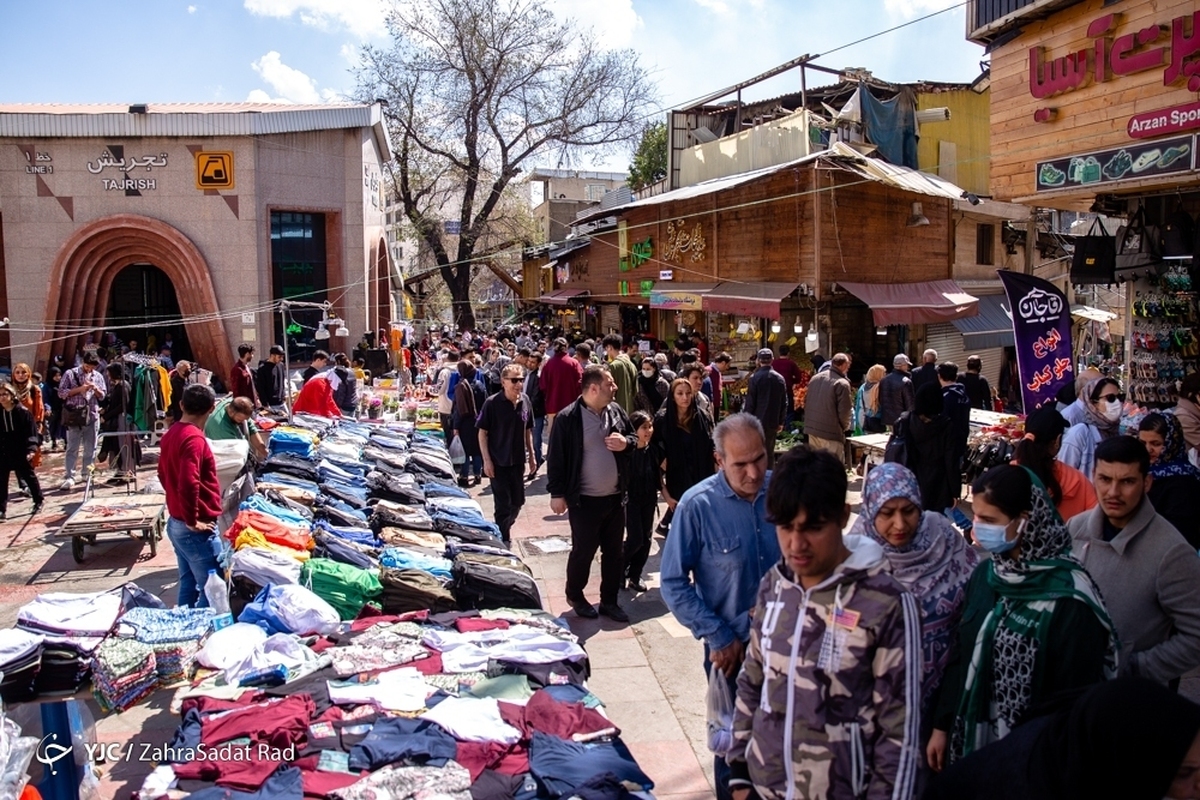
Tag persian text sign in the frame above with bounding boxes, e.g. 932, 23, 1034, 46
999, 271, 1074, 412
648, 290, 703, 311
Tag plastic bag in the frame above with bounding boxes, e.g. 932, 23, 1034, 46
448, 434, 466, 466
706, 666, 735, 757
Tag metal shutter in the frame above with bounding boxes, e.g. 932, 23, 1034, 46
926, 322, 1004, 388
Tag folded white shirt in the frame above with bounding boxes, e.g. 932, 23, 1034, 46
0, 629, 43, 665
18, 591, 122, 638
327, 667, 429, 712
421, 696, 521, 744
421, 625, 586, 674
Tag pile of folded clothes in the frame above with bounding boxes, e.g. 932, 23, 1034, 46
0, 629, 43, 703
116, 607, 215, 686
92, 637, 158, 713
17, 589, 124, 694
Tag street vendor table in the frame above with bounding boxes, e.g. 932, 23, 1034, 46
970, 408, 1017, 430
56, 493, 166, 563
848, 432, 891, 472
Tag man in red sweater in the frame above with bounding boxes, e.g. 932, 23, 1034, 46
539, 337, 583, 442
229, 343, 260, 409
158, 384, 224, 608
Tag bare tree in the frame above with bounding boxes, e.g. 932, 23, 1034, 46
357, 0, 656, 331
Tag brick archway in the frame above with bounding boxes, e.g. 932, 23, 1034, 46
39, 214, 232, 379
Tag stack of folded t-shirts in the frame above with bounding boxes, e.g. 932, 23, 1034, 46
92, 637, 158, 713
266, 426, 318, 459
224, 509, 314, 560
116, 607, 215, 685
18, 590, 123, 694
0, 629, 43, 703
299, 557, 383, 620
255, 472, 319, 505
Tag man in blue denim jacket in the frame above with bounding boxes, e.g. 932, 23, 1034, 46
660, 412, 780, 800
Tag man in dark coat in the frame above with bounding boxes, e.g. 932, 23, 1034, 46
743, 348, 787, 467
879, 353, 915, 428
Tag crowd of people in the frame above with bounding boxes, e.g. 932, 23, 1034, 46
6, 320, 1200, 797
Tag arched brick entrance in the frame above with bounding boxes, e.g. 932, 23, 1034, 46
38, 214, 232, 380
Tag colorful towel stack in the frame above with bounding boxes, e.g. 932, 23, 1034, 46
92, 638, 157, 713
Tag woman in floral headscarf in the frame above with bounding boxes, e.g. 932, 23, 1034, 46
1138, 412, 1200, 549
848, 464, 978, 736
928, 465, 1117, 773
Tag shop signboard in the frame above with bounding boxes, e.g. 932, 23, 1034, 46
1034, 134, 1194, 191
649, 290, 704, 311
999, 271, 1074, 412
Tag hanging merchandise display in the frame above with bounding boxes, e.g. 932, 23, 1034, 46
1127, 260, 1200, 407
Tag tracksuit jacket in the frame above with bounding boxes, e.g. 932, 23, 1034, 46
729, 535, 921, 800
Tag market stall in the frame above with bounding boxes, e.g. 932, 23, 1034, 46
0, 419, 655, 800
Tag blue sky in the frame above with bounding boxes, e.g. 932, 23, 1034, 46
0, 0, 985, 170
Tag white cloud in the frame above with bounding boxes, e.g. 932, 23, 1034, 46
691, 0, 730, 13
243, 0, 388, 39
187, 4, 197, 12
249, 51, 322, 103
246, 88, 274, 102
882, 0, 955, 18
548, 0, 642, 49
339, 42, 359, 66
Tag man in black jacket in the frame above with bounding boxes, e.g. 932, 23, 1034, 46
743, 349, 787, 467
911, 348, 939, 393
255, 345, 287, 413
879, 353, 916, 428
547, 364, 636, 623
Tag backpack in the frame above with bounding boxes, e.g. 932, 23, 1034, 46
451, 561, 542, 611
883, 413, 910, 467
379, 567, 458, 615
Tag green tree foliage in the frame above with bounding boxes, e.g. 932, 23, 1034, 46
628, 122, 668, 191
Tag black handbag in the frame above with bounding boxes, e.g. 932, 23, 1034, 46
62, 404, 88, 428
1161, 204, 1195, 258
1115, 205, 1163, 282
1070, 217, 1116, 284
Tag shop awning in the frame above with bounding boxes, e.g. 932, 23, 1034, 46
1071, 304, 1118, 323
838, 280, 979, 326
538, 288, 589, 306
951, 293, 1014, 350
703, 282, 799, 319
649, 282, 718, 311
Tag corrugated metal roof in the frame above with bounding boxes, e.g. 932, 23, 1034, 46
577, 142, 967, 223
0, 102, 393, 160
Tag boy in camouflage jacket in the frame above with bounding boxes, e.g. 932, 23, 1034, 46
728, 446, 922, 800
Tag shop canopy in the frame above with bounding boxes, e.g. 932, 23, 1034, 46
538, 288, 589, 306
649, 282, 718, 311
951, 293, 1014, 349
839, 280, 979, 326
703, 281, 799, 319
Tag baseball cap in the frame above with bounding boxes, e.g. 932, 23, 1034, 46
756, 348, 774, 362
893, 353, 912, 368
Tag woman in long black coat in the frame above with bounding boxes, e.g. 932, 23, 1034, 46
0, 382, 44, 520
654, 378, 715, 522
904, 382, 960, 513
452, 361, 487, 486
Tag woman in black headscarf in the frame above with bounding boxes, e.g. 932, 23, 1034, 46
904, 382, 960, 513
926, 677, 1200, 800
635, 356, 670, 414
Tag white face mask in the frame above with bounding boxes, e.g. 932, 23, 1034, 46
1103, 399, 1123, 421
642, 368, 655, 377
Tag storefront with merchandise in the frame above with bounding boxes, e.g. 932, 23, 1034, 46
985, 0, 1200, 409
562, 143, 980, 371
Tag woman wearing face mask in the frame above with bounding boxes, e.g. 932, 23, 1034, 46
926, 677, 1200, 800
635, 357, 670, 414
1057, 376, 1124, 480
0, 383, 44, 520
927, 464, 1117, 773
1138, 412, 1200, 549
847, 463, 977, 768
653, 379, 715, 533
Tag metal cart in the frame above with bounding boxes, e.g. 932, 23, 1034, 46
56, 490, 165, 564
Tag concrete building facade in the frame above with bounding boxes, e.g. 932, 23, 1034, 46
0, 102, 391, 378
